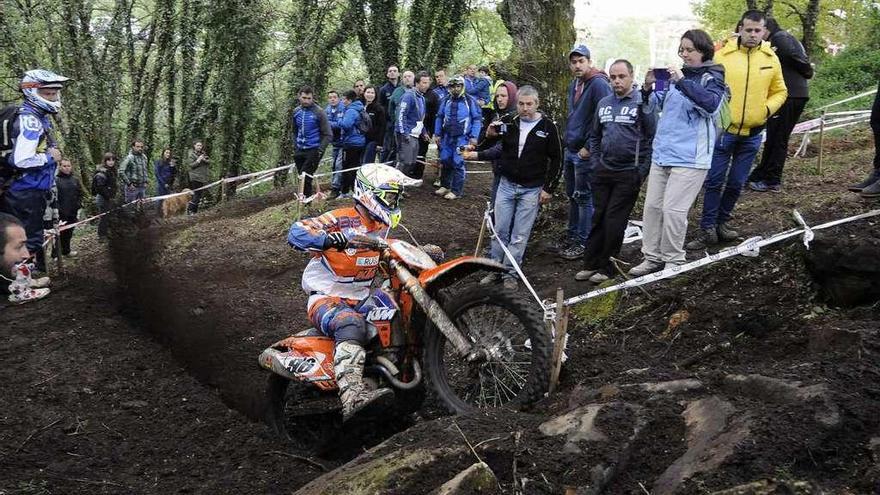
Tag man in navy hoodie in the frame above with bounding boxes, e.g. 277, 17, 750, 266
396, 72, 431, 180
379, 66, 401, 162
576, 59, 656, 283
560, 44, 612, 261
291, 86, 332, 197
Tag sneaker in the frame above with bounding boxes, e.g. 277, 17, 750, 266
664, 262, 685, 278
685, 228, 718, 250
502, 277, 518, 291
434, 187, 449, 196
716, 223, 739, 242
433, 178, 442, 188
559, 244, 585, 260
480, 273, 501, 285
8, 287, 50, 305
443, 192, 459, 200
553, 238, 574, 254
30, 276, 51, 289
861, 179, 880, 198
68, 251, 78, 257
574, 269, 598, 281
628, 259, 663, 277
766, 183, 782, 193
588, 272, 610, 283
848, 170, 880, 192
748, 181, 769, 192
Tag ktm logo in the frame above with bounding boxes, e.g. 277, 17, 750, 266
366, 308, 396, 321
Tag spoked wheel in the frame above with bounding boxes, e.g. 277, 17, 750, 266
423, 284, 551, 414
265, 375, 342, 456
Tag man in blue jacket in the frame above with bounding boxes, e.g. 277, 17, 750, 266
434, 76, 482, 200
1, 69, 68, 274
292, 86, 332, 197
379, 66, 401, 162
326, 90, 346, 196
576, 60, 656, 283
338, 90, 367, 195
396, 72, 431, 179
560, 44, 612, 261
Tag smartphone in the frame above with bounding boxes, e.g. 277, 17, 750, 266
652, 68, 670, 91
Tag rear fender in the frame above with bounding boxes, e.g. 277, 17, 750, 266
417, 256, 507, 294
258, 335, 337, 387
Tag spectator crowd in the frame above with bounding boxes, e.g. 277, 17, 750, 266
3, 9, 880, 305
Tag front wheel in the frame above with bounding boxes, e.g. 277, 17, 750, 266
423, 284, 551, 414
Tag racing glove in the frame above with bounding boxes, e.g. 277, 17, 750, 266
324, 231, 348, 250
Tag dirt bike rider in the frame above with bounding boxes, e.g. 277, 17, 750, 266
287, 162, 403, 421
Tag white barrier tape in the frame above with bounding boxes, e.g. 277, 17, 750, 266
791, 113, 872, 135
483, 207, 549, 312
792, 210, 814, 249
812, 88, 878, 112
237, 173, 276, 192
824, 110, 871, 117
548, 208, 880, 310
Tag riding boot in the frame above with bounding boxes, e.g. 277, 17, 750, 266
334, 341, 393, 421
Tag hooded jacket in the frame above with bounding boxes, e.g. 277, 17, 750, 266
396, 89, 427, 137
478, 81, 519, 148
565, 68, 612, 153
768, 29, 813, 99
339, 100, 367, 148
91, 166, 118, 199
55, 171, 82, 218
646, 62, 727, 169
465, 75, 491, 105
292, 103, 332, 152
715, 39, 788, 136
434, 93, 482, 140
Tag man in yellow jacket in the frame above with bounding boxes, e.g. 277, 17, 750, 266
688, 10, 787, 250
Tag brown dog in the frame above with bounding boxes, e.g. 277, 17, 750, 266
161, 189, 193, 218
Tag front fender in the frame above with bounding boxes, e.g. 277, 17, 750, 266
417, 256, 507, 292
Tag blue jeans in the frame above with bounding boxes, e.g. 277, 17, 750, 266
362, 141, 379, 164
124, 184, 147, 203
439, 135, 469, 195
563, 149, 593, 246
490, 177, 542, 273
700, 132, 763, 229
331, 146, 343, 191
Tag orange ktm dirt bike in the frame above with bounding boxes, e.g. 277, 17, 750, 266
258, 235, 551, 455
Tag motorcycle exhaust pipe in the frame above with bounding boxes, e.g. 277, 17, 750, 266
371, 359, 423, 390
390, 260, 487, 362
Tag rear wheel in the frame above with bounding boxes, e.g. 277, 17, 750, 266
423, 284, 551, 414
265, 375, 341, 456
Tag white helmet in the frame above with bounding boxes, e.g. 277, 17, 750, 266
20, 69, 69, 114
354, 163, 404, 228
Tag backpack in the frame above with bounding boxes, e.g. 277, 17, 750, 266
0, 105, 20, 195
699, 73, 732, 134
357, 107, 372, 134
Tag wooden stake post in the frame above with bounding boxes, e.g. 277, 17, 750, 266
474, 216, 487, 257
294, 172, 306, 222
817, 110, 826, 175
549, 288, 570, 394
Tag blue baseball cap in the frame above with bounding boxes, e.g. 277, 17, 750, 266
569, 44, 591, 60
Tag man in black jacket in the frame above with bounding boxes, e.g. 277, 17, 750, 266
463, 85, 562, 290
748, 17, 813, 192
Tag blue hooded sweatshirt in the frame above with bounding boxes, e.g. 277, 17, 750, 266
465, 76, 491, 104
565, 68, 612, 153
6, 102, 57, 192
339, 99, 366, 148
646, 62, 726, 169
396, 89, 426, 137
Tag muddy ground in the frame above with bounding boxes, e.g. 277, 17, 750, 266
1, 130, 879, 494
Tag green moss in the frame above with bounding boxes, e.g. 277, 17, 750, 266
569, 279, 620, 325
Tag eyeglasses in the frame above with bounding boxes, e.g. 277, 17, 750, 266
375, 189, 400, 209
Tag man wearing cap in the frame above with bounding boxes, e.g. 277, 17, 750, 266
1, 69, 68, 274
559, 44, 612, 261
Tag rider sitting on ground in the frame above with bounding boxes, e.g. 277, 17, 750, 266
286, 163, 403, 421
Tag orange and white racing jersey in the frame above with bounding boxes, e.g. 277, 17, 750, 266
287, 206, 387, 308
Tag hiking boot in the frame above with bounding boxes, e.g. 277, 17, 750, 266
588, 272, 610, 283
480, 273, 501, 285
8, 287, 50, 305
685, 228, 718, 250
574, 269, 598, 281
443, 192, 459, 200
628, 259, 663, 277
861, 178, 880, 198
748, 180, 769, 192
334, 341, 394, 422
559, 244, 585, 260
848, 170, 880, 192
434, 187, 449, 196
716, 223, 740, 242
502, 277, 518, 291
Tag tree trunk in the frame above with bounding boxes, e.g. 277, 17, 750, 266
801, 0, 821, 57
498, 0, 575, 123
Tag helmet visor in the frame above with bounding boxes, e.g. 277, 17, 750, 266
376, 189, 400, 209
